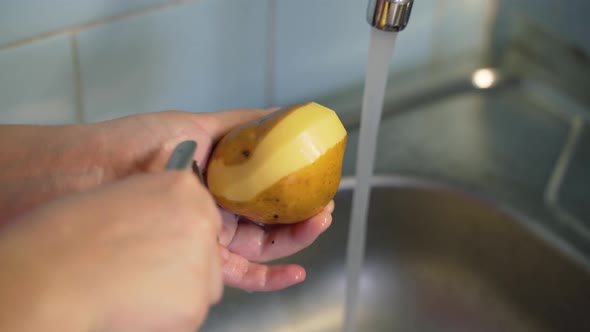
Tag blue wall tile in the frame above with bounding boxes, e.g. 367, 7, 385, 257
273, 0, 435, 107
494, 0, 589, 55
0, 35, 77, 125
431, 0, 490, 62
394, 0, 435, 69
0, 0, 172, 46
77, 0, 269, 122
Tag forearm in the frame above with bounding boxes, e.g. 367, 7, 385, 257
0, 229, 93, 332
0, 274, 87, 332
0, 124, 107, 223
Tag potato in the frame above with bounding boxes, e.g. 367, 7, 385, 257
206, 102, 347, 224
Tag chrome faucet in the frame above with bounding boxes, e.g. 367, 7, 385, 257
367, 0, 414, 32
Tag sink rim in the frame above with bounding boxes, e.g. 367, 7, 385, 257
337, 174, 590, 272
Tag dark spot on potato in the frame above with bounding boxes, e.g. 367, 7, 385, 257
273, 214, 279, 219
271, 240, 275, 244
242, 150, 250, 158
275, 198, 280, 202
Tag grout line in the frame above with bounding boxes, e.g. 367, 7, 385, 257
481, 0, 499, 66
0, 0, 202, 52
265, 0, 277, 108
70, 34, 85, 124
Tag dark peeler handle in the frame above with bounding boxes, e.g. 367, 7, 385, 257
165, 140, 205, 184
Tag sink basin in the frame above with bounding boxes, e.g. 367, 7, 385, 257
201, 176, 590, 332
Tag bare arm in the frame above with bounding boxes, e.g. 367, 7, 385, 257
0, 109, 335, 293
0, 124, 107, 223
0, 171, 223, 332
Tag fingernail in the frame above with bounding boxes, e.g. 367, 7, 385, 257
324, 200, 335, 214
321, 213, 333, 229
293, 268, 306, 282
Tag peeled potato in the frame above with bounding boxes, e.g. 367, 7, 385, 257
206, 102, 347, 224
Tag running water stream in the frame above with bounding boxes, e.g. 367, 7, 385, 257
343, 27, 398, 332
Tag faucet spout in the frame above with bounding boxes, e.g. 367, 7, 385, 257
367, 0, 414, 32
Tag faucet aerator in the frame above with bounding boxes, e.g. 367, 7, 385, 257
367, 0, 415, 32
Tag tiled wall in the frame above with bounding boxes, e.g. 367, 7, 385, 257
0, 0, 492, 125
492, 0, 590, 55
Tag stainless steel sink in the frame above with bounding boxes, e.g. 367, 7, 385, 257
201, 176, 590, 332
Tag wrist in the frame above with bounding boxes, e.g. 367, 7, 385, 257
0, 123, 108, 222
52, 122, 112, 186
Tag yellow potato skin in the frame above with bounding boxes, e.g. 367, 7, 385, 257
206, 102, 347, 224
212, 138, 346, 224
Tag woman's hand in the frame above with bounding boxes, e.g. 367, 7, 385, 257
0, 108, 335, 291
0, 171, 223, 332
218, 202, 333, 291
102, 108, 334, 291
0, 108, 276, 222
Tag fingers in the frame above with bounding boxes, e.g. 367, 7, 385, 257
218, 209, 239, 246
164, 171, 222, 232
159, 171, 225, 304
167, 171, 224, 304
219, 246, 306, 292
225, 203, 333, 263
325, 200, 335, 214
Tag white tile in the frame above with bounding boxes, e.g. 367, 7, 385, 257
0, 0, 172, 46
78, 0, 269, 122
0, 36, 77, 125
